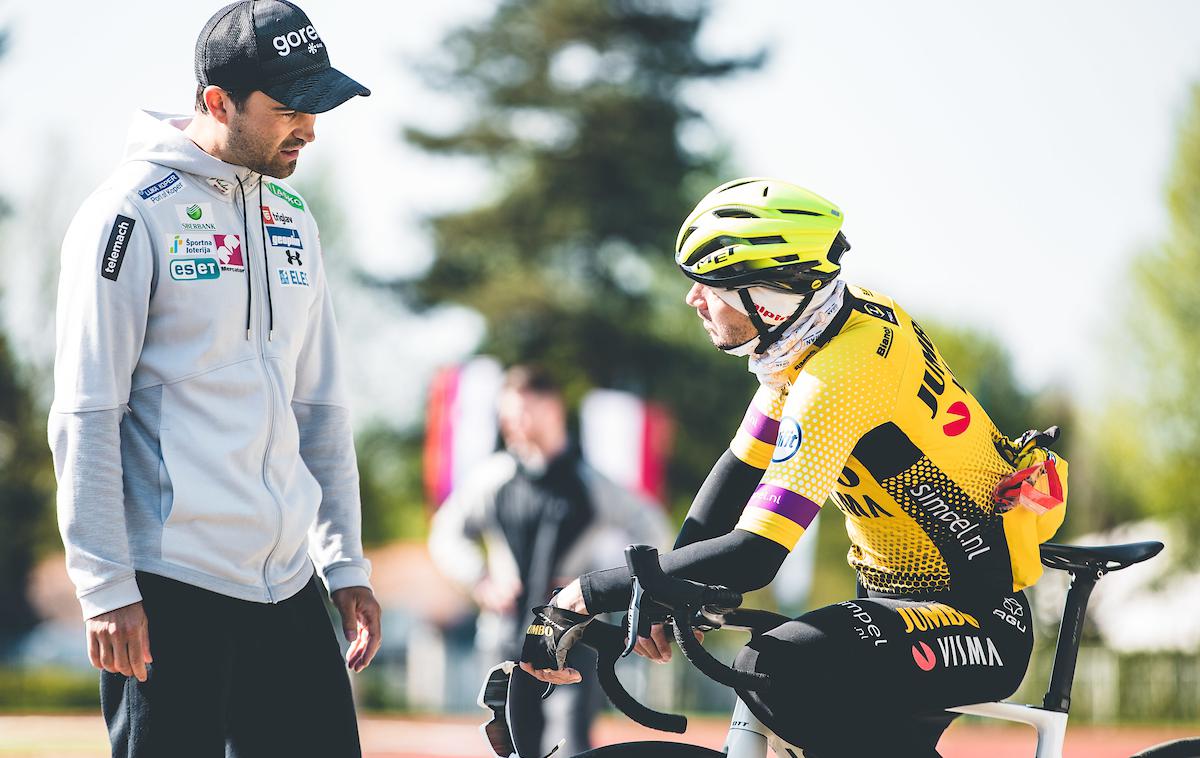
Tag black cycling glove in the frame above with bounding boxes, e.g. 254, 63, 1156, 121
521, 604, 594, 671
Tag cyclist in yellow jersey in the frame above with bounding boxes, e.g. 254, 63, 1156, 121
519, 178, 1068, 757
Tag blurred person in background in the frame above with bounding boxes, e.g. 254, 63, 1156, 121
429, 364, 669, 755
49, 2, 378, 756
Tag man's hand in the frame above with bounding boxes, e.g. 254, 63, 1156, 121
632, 623, 704, 664
473, 574, 523, 615
86, 601, 152, 682
331, 586, 382, 673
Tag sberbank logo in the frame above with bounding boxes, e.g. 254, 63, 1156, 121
186, 204, 203, 220
267, 182, 304, 210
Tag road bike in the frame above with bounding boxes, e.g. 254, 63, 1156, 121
479, 540, 1200, 758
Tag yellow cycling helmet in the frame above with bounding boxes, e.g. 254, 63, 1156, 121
675, 177, 849, 293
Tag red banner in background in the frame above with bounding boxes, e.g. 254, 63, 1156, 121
424, 359, 674, 508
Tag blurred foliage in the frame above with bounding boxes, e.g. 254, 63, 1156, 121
0, 27, 58, 643
1113, 82, 1200, 544
0, 667, 98, 711
356, 425, 428, 545
390, 0, 765, 515
1086, 83, 1200, 550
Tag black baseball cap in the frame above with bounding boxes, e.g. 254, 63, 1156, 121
195, 0, 370, 114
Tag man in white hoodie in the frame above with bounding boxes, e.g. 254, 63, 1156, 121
51, 2, 379, 755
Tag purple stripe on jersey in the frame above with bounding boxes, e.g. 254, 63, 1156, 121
748, 484, 821, 528
742, 406, 780, 445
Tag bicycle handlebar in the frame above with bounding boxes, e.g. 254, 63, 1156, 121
576, 544, 773, 734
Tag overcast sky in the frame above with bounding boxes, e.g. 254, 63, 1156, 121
2, 1, 1199, 422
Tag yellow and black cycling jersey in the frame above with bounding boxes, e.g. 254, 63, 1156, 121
730, 285, 1066, 595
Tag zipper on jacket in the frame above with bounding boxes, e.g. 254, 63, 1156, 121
239, 177, 286, 602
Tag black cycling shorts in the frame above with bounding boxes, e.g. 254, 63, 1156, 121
733, 589, 1033, 758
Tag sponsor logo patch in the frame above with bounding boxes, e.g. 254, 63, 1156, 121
267, 182, 304, 210
911, 641, 937, 671
207, 177, 233, 195
908, 483, 992, 560
992, 597, 1027, 633
839, 601, 888, 647
876, 325, 894, 358
175, 203, 217, 231
898, 603, 979, 634
272, 25, 323, 56
137, 172, 183, 204
912, 635, 1005, 671
266, 225, 303, 249
772, 417, 802, 463
169, 257, 220, 281
284, 250, 303, 266
942, 401, 971, 436
166, 234, 243, 271
276, 268, 310, 287
101, 215, 136, 282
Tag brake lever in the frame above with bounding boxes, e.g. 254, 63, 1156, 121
622, 576, 645, 658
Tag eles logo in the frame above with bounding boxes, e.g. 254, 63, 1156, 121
772, 417, 802, 462
273, 25, 323, 56
170, 258, 220, 281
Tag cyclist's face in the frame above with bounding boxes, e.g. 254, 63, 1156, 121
224, 91, 316, 179
685, 283, 756, 351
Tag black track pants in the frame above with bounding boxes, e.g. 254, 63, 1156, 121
733, 591, 1033, 758
100, 572, 361, 758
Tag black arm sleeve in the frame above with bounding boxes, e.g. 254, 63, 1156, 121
580, 529, 789, 614
674, 449, 767, 549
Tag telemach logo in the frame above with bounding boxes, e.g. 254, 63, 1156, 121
101, 215, 136, 282
898, 603, 979, 634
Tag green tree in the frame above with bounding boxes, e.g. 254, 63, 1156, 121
1098, 83, 1200, 545
394, 0, 763, 512
0, 27, 59, 641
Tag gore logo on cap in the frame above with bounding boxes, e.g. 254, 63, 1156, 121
273, 25, 323, 56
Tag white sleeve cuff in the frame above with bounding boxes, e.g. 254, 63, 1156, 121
78, 575, 143, 620
323, 563, 373, 595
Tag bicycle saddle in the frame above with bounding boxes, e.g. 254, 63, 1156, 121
1039, 541, 1163, 573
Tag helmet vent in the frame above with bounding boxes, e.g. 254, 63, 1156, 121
677, 226, 698, 253
746, 235, 786, 245
774, 255, 800, 263
719, 179, 756, 192
713, 208, 759, 218
779, 209, 822, 216
685, 236, 732, 264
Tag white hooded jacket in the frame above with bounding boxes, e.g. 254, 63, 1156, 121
50, 110, 370, 619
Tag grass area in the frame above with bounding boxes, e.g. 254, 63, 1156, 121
0, 668, 98, 712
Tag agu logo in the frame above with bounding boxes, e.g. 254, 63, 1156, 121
170, 258, 220, 281
772, 417, 802, 462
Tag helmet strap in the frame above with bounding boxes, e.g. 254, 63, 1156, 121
739, 289, 814, 355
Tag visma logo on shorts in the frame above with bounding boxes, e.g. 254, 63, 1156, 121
169, 258, 220, 281
772, 417, 802, 462
273, 25, 323, 56
911, 635, 1004, 672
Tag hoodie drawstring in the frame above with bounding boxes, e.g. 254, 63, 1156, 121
236, 176, 252, 339
257, 181, 275, 340
235, 176, 277, 341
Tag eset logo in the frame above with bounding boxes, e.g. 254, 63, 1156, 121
170, 258, 220, 281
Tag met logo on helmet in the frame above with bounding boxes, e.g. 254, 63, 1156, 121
273, 25, 323, 56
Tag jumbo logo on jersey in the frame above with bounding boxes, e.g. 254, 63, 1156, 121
911, 320, 965, 420
772, 417, 802, 462
942, 401, 971, 436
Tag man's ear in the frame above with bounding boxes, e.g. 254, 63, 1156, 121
203, 86, 234, 124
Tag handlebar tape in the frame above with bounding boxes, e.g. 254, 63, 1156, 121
582, 621, 687, 734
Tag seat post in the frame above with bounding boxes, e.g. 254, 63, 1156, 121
1041, 568, 1100, 713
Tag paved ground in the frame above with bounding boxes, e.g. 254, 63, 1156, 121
0, 712, 1193, 757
